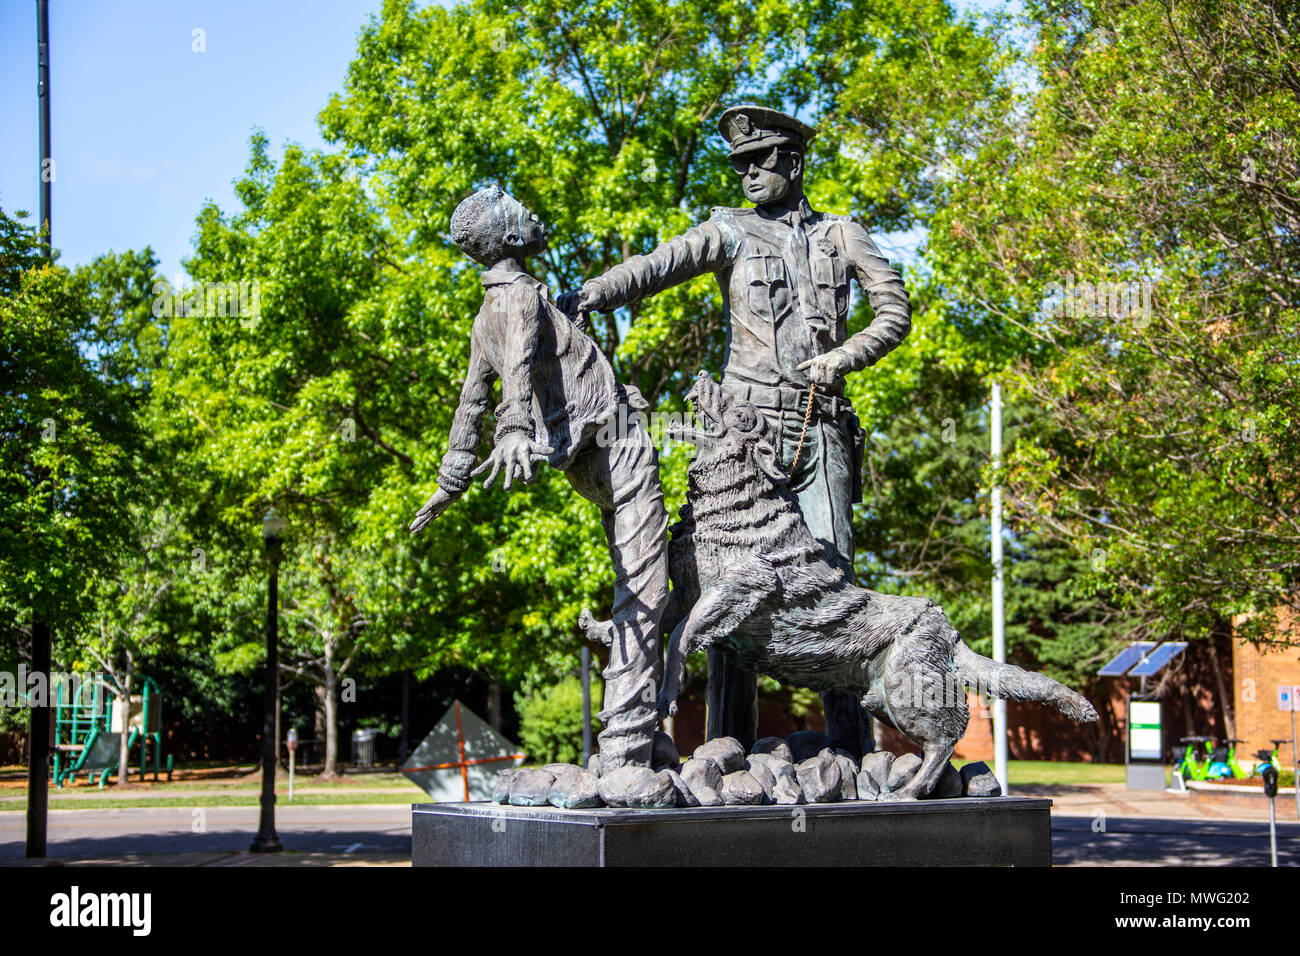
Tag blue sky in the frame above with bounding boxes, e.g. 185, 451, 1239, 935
0, 0, 396, 282
1, 0, 1009, 283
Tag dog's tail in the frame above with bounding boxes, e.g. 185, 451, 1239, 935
954, 641, 1098, 723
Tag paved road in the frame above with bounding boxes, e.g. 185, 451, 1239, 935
0, 804, 412, 862
4, 804, 1297, 866
1053, 815, 1300, 866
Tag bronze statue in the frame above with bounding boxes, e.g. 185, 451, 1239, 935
561, 106, 911, 756
408, 123, 1099, 809
410, 186, 667, 771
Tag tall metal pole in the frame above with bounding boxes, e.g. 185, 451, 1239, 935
251, 517, 283, 853
37, 0, 52, 255
1268, 792, 1277, 867
1291, 694, 1298, 822
991, 382, 1008, 794
26, 0, 53, 862
25, 620, 50, 858
581, 645, 592, 766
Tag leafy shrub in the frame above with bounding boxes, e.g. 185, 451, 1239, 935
515, 676, 598, 766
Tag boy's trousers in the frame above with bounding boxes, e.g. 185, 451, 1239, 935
568, 400, 669, 770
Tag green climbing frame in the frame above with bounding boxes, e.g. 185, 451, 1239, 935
52, 676, 174, 788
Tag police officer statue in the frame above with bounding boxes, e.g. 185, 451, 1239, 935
561, 105, 911, 759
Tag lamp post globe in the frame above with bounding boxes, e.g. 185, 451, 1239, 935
263, 507, 286, 544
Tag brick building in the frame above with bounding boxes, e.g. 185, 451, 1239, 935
1231, 635, 1300, 766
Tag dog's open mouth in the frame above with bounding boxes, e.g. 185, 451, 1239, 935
666, 371, 726, 446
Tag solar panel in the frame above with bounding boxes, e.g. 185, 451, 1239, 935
1128, 642, 1188, 677
1097, 642, 1157, 676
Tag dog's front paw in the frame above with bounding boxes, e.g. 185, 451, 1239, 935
655, 692, 678, 721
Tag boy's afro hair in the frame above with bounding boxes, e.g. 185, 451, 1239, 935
450, 185, 510, 265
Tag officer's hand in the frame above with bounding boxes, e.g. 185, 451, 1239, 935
471, 432, 556, 491
797, 349, 854, 387
558, 285, 600, 319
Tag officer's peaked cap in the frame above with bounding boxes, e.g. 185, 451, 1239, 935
718, 104, 816, 158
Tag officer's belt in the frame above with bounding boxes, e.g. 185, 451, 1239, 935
721, 382, 852, 419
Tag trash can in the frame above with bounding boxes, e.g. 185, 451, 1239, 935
351, 729, 378, 768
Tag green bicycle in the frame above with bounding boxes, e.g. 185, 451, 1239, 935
1258, 739, 1286, 777
1174, 735, 1214, 786
1222, 738, 1253, 779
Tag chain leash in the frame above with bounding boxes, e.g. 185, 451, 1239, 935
789, 382, 817, 472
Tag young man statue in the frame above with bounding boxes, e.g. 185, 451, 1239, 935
410, 185, 667, 770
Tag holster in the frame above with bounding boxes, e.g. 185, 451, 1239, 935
850, 413, 866, 505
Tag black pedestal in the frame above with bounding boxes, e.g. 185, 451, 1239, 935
412, 797, 1053, 867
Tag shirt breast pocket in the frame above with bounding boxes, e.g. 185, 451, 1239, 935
746, 254, 789, 320
813, 242, 849, 316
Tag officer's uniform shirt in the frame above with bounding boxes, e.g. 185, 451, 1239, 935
584, 197, 911, 395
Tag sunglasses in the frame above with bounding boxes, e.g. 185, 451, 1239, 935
731, 147, 785, 175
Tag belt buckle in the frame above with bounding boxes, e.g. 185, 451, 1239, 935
800, 384, 816, 414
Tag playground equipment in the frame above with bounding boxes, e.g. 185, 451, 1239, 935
51, 675, 173, 788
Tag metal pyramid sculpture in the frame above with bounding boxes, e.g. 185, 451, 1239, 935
401, 700, 525, 802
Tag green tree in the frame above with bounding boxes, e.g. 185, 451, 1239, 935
918, 0, 1300, 736
0, 211, 145, 726
515, 675, 599, 765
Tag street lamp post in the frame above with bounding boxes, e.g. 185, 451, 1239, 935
250, 507, 286, 853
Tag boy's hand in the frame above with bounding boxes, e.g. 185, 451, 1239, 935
410, 487, 455, 533
471, 433, 556, 490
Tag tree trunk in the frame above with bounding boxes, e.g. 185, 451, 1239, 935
399, 670, 410, 763
1181, 670, 1198, 738
321, 637, 338, 778
314, 682, 327, 764
1206, 627, 1236, 740
487, 680, 502, 732
116, 655, 133, 788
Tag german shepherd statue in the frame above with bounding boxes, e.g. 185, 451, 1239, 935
651, 371, 1098, 799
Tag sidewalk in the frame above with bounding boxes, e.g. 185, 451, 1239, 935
1021, 782, 1299, 823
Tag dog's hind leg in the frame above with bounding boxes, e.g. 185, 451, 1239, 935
885, 736, 956, 800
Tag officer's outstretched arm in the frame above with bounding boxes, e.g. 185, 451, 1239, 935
837, 221, 912, 370
577, 218, 739, 314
